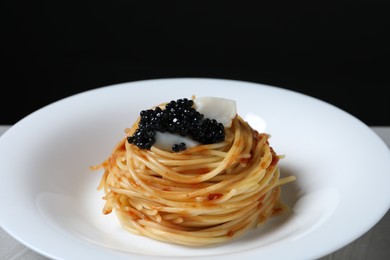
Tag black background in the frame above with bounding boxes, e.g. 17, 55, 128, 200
2, 0, 389, 126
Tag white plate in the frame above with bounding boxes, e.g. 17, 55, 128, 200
1, 78, 389, 260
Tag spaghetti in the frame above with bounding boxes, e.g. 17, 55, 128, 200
91, 98, 296, 246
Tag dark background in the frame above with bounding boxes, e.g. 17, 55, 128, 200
2, 0, 389, 126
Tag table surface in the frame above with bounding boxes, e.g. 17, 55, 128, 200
1, 125, 389, 260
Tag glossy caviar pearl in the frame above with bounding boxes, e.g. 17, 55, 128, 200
172, 142, 186, 152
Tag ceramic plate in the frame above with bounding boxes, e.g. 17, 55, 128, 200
1, 78, 389, 259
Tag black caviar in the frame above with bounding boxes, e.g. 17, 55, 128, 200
172, 142, 186, 152
127, 98, 225, 152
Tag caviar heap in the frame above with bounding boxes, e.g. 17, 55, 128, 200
127, 98, 225, 152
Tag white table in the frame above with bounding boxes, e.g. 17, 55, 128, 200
1, 125, 389, 260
